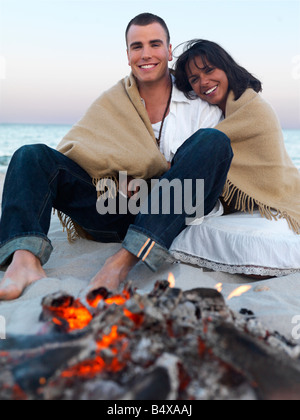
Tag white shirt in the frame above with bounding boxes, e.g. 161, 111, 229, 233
150, 76, 223, 162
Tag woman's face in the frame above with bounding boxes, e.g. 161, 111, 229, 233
185, 56, 229, 113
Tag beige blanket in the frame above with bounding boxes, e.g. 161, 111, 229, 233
57, 73, 169, 184
216, 89, 300, 234
56, 73, 169, 241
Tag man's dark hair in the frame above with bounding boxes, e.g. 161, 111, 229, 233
126, 13, 170, 46
174, 39, 262, 101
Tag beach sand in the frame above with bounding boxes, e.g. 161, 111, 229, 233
0, 173, 300, 342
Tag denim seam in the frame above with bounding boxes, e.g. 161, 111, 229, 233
56, 164, 96, 186
37, 190, 52, 222
36, 167, 60, 222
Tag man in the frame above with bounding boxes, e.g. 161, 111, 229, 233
0, 13, 233, 300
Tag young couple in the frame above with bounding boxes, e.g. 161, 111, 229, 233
0, 13, 299, 301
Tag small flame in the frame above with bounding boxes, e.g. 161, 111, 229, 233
227, 285, 252, 300
168, 273, 176, 288
214, 283, 223, 293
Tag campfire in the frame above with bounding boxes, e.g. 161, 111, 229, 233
1, 276, 300, 400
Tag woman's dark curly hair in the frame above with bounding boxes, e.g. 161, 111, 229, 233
174, 39, 262, 101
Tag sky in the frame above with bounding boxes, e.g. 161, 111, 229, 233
0, 0, 300, 129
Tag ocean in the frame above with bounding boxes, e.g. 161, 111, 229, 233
0, 123, 299, 173
0, 124, 72, 172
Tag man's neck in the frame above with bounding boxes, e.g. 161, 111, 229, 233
138, 71, 172, 105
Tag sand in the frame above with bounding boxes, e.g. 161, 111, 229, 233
1, 173, 300, 342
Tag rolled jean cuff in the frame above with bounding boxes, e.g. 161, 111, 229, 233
122, 226, 173, 272
0, 235, 53, 266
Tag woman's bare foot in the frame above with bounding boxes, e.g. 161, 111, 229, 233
90, 248, 139, 291
0, 250, 46, 301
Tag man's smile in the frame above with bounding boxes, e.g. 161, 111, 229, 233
139, 64, 159, 70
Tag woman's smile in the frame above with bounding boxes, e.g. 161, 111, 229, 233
203, 85, 218, 96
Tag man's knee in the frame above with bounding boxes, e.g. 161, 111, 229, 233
12, 144, 54, 166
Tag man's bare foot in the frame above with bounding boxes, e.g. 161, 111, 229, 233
0, 250, 46, 301
90, 248, 139, 291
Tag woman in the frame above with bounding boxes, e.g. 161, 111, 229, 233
171, 40, 300, 278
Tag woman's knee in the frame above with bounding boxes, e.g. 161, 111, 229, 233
175, 128, 233, 163
194, 128, 232, 154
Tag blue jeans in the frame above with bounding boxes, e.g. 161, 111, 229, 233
0, 129, 233, 272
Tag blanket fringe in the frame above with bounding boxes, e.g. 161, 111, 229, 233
55, 210, 81, 243
93, 176, 118, 199
223, 180, 300, 235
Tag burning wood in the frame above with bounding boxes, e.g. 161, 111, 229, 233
1, 280, 300, 400
61, 325, 128, 379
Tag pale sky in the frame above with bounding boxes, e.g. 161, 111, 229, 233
0, 0, 300, 128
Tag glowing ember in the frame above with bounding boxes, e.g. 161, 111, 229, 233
96, 325, 125, 351
123, 308, 144, 327
61, 356, 106, 378
105, 290, 131, 306
44, 297, 93, 332
86, 287, 109, 308
168, 273, 176, 288
88, 289, 144, 326
214, 283, 223, 293
61, 325, 128, 379
86, 289, 131, 309
227, 285, 252, 300
44, 287, 145, 336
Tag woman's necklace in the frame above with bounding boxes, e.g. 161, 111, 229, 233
156, 77, 173, 147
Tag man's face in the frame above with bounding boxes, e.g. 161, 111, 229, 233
127, 23, 172, 85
